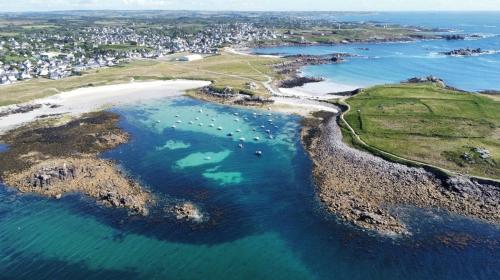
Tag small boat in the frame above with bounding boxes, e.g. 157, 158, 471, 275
234, 118, 239, 122
268, 135, 274, 139
255, 150, 263, 156
260, 125, 265, 128
236, 129, 241, 132
252, 128, 256, 131
211, 118, 216, 122
227, 132, 233, 137
234, 112, 239, 116
217, 126, 223, 130
239, 137, 246, 141
176, 120, 182, 123
238, 144, 244, 149
195, 117, 200, 120
267, 113, 272, 116
254, 136, 260, 141
199, 109, 203, 113
268, 119, 273, 122
171, 125, 177, 128
265, 129, 271, 134
199, 123, 204, 126
209, 123, 215, 127
189, 121, 194, 124
175, 115, 179, 118
205, 156, 212, 160
156, 120, 161, 123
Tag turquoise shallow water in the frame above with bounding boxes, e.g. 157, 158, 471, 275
1, 97, 499, 279
254, 12, 500, 92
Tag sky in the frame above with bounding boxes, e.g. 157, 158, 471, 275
1, 0, 500, 12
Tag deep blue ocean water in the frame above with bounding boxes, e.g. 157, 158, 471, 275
0, 97, 499, 279
254, 12, 500, 92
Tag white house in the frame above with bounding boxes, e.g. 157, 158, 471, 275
178, 54, 203, 62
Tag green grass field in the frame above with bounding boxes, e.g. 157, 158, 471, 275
344, 83, 500, 179
0, 52, 282, 106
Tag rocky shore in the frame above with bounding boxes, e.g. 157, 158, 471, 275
0, 111, 153, 215
4, 157, 152, 215
441, 48, 489, 56
279, 76, 324, 88
191, 86, 274, 107
275, 53, 351, 76
302, 111, 500, 235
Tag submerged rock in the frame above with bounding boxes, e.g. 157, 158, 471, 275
170, 202, 204, 222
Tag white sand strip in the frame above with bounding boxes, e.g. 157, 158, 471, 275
270, 97, 338, 116
0, 79, 211, 135
279, 80, 360, 100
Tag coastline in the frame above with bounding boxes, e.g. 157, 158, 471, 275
0, 111, 153, 215
301, 110, 500, 235
0, 79, 211, 135
0, 80, 212, 216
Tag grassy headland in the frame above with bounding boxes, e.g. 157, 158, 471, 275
0, 52, 282, 106
343, 83, 500, 179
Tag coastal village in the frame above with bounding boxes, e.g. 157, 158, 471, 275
0, 23, 277, 85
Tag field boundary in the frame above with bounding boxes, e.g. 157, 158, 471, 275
336, 98, 500, 184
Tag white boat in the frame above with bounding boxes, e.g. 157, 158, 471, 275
217, 126, 223, 130
238, 144, 244, 149
199, 123, 204, 126
236, 129, 241, 132
255, 150, 263, 156
254, 136, 260, 141
209, 123, 215, 127
239, 137, 246, 141
176, 120, 182, 123
171, 125, 177, 128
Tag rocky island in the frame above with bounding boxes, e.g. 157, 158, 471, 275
441, 48, 489, 56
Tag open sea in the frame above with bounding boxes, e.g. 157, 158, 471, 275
1, 12, 500, 279
254, 12, 500, 92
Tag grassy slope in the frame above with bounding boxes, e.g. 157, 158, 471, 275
344, 83, 500, 179
0, 52, 282, 106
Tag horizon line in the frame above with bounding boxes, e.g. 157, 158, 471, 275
2, 9, 500, 13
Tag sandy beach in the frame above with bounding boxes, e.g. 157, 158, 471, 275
279, 80, 360, 100
0, 79, 211, 135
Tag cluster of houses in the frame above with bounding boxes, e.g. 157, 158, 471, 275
0, 22, 277, 85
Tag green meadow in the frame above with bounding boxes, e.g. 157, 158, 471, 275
344, 83, 500, 179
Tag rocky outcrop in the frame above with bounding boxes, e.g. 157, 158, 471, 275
404, 76, 446, 88
4, 158, 152, 215
194, 86, 274, 107
169, 202, 204, 222
301, 111, 500, 235
441, 48, 486, 56
279, 76, 324, 88
0, 111, 153, 215
441, 34, 465, 40
0, 104, 42, 118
